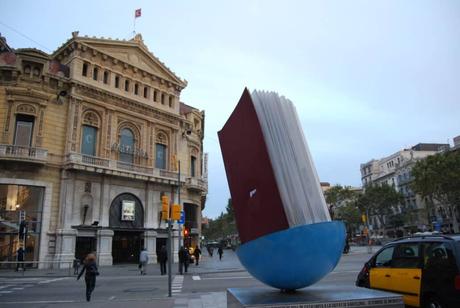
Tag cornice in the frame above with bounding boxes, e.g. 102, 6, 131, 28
71, 82, 182, 129
53, 35, 187, 91
5, 86, 52, 105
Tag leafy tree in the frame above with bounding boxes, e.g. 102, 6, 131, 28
202, 198, 237, 241
411, 150, 460, 232
335, 203, 361, 234
325, 185, 358, 219
356, 184, 404, 230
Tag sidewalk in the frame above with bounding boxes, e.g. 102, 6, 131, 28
0, 249, 245, 278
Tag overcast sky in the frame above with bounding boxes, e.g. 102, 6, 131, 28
1, 1, 459, 218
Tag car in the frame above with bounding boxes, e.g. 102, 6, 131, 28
356, 234, 460, 308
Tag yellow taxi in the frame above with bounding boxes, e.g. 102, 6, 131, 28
356, 234, 460, 308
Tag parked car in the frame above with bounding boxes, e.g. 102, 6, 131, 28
356, 234, 460, 308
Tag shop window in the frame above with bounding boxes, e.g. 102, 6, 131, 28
14, 114, 34, 147
0, 184, 44, 265
115, 76, 120, 88
119, 128, 134, 164
155, 143, 167, 169
82, 63, 88, 76
81, 125, 97, 156
93, 67, 98, 81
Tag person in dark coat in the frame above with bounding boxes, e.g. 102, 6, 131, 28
16, 247, 25, 272
178, 246, 189, 275
218, 246, 223, 261
77, 253, 99, 302
193, 246, 202, 266
157, 246, 167, 275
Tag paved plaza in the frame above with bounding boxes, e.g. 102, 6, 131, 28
0, 246, 380, 307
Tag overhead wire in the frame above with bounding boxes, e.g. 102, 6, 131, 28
0, 21, 52, 53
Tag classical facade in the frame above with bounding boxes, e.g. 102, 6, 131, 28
0, 32, 207, 267
360, 143, 448, 236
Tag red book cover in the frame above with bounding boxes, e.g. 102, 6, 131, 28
218, 88, 289, 244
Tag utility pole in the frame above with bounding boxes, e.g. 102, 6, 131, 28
167, 216, 172, 297
177, 160, 182, 273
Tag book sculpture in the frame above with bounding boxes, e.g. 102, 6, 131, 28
218, 88, 345, 290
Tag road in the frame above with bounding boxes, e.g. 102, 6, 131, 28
0, 246, 376, 307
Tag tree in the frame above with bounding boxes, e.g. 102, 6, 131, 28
411, 150, 460, 232
356, 184, 404, 231
335, 203, 361, 235
325, 185, 358, 219
202, 198, 237, 241
325, 185, 360, 233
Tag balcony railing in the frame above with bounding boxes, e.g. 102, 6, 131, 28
185, 177, 208, 192
65, 153, 179, 182
0, 144, 48, 163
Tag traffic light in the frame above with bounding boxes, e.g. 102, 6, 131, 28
171, 204, 181, 221
161, 195, 169, 221
184, 228, 189, 237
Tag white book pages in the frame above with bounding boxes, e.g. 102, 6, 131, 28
251, 90, 331, 227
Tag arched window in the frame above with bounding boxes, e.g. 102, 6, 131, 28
119, 128, 134, 163
155, 133, 168, 169
82, 63, 88, 77
81, 125, 97, 156
81, 111, 100, 156
103, 71, 109, 84
93, 67, 98, 81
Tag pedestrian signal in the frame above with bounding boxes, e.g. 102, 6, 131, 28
171, 204, 181, 221
161, 195, 169, 220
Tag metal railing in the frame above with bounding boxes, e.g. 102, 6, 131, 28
185, 177, 208, 191
0, 261, 73, 276
0, 144, 48, 162
65, 153, 179, 181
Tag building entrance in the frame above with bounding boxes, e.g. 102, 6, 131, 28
75, 237, 96, 262
112, 231, 144, 264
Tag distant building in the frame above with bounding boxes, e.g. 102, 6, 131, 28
360, 143, 449, 236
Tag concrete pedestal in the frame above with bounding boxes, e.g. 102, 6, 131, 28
227, 286, 404, 308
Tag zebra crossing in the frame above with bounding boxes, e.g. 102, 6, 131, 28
0, 277, 69, 296
172, 274, 184, 294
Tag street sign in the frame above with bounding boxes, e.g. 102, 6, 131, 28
178, 211, 184, 224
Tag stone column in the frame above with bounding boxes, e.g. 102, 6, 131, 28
144, 230, 157, 264
54, 229, 77, 269
96, 229, 114, 266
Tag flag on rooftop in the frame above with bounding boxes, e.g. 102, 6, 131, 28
135, 9, 142, 18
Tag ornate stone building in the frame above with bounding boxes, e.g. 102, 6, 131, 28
0, 32, 207, 267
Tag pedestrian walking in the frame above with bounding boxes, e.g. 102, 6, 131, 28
157, 245, 167, 275
207, 245, 214, 257
178, 246, 189, 275
73, 258, 80, 275
218, 246, 223, 261
193, 246, 202, 266
15, 247, 25, 272
139, 247, 149, 275
77, 253, 99, 302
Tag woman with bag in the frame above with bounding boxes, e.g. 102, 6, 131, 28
77, 253, 99, 302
